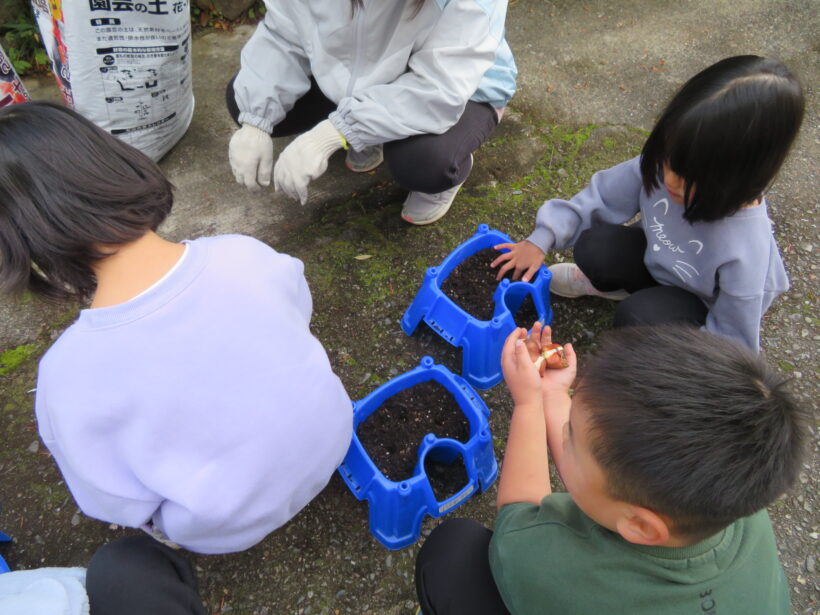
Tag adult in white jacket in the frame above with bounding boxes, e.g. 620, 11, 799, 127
228, 0, 517, 225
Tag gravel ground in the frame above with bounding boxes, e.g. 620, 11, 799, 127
0, 1, 817, 613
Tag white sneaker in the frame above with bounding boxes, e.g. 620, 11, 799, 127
345, 145, 384, 173
548, 263, 629, 301
401, 155, 472, 225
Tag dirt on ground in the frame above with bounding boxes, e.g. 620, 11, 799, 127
0, 1, 817, 613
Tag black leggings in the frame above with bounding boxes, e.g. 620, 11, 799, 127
86, 535, 206, 615
226, 76, 499, 194
574, 223, 708, 328
415, 518, 511, 615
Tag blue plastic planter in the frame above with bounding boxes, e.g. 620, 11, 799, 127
339, 357, 497, 550
0, 532, 11, 573
402, 224, 553, 389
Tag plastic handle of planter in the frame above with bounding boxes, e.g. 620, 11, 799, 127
437, 482, 475, 514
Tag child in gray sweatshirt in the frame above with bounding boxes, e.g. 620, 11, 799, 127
491, 56, 804, 351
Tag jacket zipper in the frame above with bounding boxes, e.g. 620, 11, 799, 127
346, 0, 366, 97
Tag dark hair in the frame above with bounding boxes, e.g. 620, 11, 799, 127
0, 101, 173, 302
576, 325, 808, 540
640, 56, 804, 223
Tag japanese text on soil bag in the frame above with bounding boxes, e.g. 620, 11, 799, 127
30, 0, 194, 160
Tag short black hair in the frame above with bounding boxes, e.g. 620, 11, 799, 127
0, 101, 173, 301
640, 56, 804, 223
576, 325, 808, 540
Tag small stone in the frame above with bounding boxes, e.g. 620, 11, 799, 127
71, 512, 80, 526
557, 168, 568, 177
27, 441, 39, 453
806, 555, 816, 573
798, 243, 813, 253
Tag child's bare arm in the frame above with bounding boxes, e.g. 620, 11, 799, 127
529, 323, 577, 476
496, 328, 552, 510
543, 387, 573, 478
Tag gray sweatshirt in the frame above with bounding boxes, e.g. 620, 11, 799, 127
526, 157, 789, 351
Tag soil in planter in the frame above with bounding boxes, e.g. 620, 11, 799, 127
442, 248, 542, 324
424, 455, 469, 502
514, 294, 540, 329
357, 379, 470, 482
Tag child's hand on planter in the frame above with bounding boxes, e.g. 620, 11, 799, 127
491, 240, 546, 282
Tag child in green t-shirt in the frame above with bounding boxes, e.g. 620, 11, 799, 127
414, 325, 808, 615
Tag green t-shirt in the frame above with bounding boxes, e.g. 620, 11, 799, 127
489, 494, 790, 615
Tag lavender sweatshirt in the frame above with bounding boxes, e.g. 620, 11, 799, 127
526, 157, 788, 350
35, 235, 353, 554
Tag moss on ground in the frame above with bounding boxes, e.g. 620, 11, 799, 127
0, 344, 38, 375
280, 120, 644, 392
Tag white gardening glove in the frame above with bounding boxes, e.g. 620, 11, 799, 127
229, 123, 274, 190
273, 119, 346, 204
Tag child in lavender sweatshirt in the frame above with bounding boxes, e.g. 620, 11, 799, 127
491, 56, 805, 351
0, 102, 352, 554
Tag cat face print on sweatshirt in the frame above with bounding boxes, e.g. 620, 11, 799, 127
647, 197, 704, 284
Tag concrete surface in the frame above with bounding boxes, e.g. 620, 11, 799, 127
1, 1, 817, 613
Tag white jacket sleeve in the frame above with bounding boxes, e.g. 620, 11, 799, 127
233, 3, 312, 133
526, 157, 644, 253
329, 0, 506, 150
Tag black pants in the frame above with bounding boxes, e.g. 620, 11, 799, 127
86, 535, 206, 615
415, 518, 511, 615
574, 223, 708, 328
226, 76, 498, 193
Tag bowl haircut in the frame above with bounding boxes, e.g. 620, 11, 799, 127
0, 101, 173, 302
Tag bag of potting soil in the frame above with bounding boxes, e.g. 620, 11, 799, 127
0, 45, 30, 108
30, 0, 194, 161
